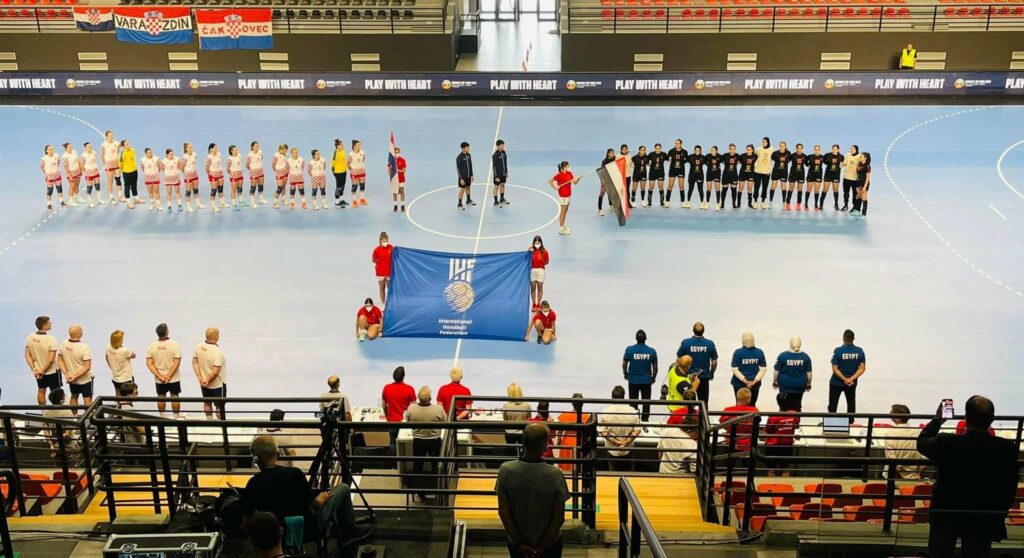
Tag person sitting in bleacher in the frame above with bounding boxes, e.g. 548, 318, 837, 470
598, 386, 641, 472
882, 404, 925, 480
115, 381, 145, 445
718, 387, 758, 452
658, 415, 699, 474
248, 510, 313, 558
667, 389, 699, 426
764, 393, 800, 477
258, 409, 296, 467
242, 435, 372, 549
42, 388, 80, 455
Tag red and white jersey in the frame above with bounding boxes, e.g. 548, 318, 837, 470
308, 158, 327, 178
40, 154, 61, 180
140, 156, 161, 180
62, 150, 82, 176
246, 150, 264, 173
180, 152, 198, 174
101, 140, 119, 165
347, 150, 366, 172
226, 154, 243, 175
205, 153, 224, 176
162, 157, 181, 183
287, 156, 305, 178
81, 150, 100, 175
272, 153, 288, 175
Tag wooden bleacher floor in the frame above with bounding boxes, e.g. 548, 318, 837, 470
454, 474, 736, 534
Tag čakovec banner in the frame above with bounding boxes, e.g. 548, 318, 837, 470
383, 247, 531, 341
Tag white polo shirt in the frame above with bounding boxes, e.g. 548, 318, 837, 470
147, 339, 182, 382
193, 342, 227, 389
106, 345, 135, 383
59, 339, 93, 384
25, 332, 58, 375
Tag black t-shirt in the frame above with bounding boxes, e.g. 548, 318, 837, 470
740, 153, 757, 174
667, 147, 688, 171
631, 154, 648, 175
601, 156, 615, 167
686, 154, 706, 176
706, 153, 722, 174
825, 153, 844, 173
857, 163, 871, 181
790, 152, 807, 173
241, 466, 317, 535
648, 151, 667, 172
807, 153, 825, 174
723, 153, 740, 174
771, 150, 791, 171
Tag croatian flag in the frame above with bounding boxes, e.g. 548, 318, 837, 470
73, 7, 114, 32
387, 132, 399, 193
113, 7, 192, 45
196, 9, 273, 51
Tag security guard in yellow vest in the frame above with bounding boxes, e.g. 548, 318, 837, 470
665, 355, 700, 412
900, 43, 917, 70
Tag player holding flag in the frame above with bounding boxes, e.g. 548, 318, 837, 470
386, 132, 406, 213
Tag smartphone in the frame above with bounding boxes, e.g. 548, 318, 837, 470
941, 399, 954, 419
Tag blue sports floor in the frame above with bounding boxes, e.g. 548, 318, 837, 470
2, 103, 1023, 417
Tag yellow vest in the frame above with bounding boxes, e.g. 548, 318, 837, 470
120, 148, 137, 173
666, 364, 695, 412
332, 148, 347, 173
900, 48, 916, 69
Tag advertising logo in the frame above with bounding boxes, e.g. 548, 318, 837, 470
445, 258, 476, 312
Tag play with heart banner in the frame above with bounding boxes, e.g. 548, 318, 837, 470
195, 9, 273, 51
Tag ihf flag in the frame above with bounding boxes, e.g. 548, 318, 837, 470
114, 7, 192, 45
196, 9, 273, 51
386, 132, 399, 192
598, 155, 630, 226
383, 247, 530, 341
73, 7, 114, 32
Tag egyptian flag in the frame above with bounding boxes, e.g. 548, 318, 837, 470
598, 155, 630, 226
386, 132, 399, 192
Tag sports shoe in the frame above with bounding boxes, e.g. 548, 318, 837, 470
97, 197, 106, 206
273, 200, 280, 209
394, 205, 399, 212
360, 198, 368, 206
784, 203, 791, 211
466, 199, 476, 206
715, 204, 722, 211
315, 201, 321, 211
358, 329, 368, 342
68, 198, 78, 208
683, 201, 690, 209
598, 209, 605, 216
111, 197, 119, 206
47, 203, 53, 211
796, 203, 803, 211
558, 226, 569, 235
458, 204, 465, 212
532, 304, 540, 312
536, 336, 542, 344
338, 525, 374, 548
401, 205, 406, 212
493, 200, 500, 208
212, 205, 220, 213
219, 200, 229, 208
187, 204, 194, 213
502, 198, 510, 205
250, 201, 258, 209
703, 202, 709, 210
166, 205, 172, 214
260, 195, 268, 204
127, 201, 134, 209
840, 204, 848, 211
804, 205, 810, 212
300, 200, 307, 210
134, 197, 143, 204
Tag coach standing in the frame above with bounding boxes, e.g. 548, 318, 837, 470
772, 336, 812, 411
456, 142, 474, 211
622, 330, 658, 422
147, 323, 183, 419
730, 332, 767, 406
25, 316, 59, 405
193, 327, 227, 420
59, 325, 94, 408
828, 329, 865, 418
677, 322, 718, 406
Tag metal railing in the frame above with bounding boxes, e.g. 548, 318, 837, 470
567, 3, 1024, 32
617, 477, 668, 558
0, 5, 450, 34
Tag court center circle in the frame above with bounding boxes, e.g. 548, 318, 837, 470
405, 183, 562, 241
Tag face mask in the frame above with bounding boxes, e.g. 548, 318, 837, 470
381, 241, 389, 247
564, 166, 571, 172
541, 310, 550, 316
534, 243, 541, 249
365, 305, 372, 311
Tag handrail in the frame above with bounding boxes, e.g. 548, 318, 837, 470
617, 477, 668, 558
0, 470, 13, 558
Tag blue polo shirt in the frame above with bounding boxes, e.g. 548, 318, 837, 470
623, 343, 658, 385
730, 346, 766, 389
677, 336, 719, 380
830, 343, 865, 387
774, 350, 812, 394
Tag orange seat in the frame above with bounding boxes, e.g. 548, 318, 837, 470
792, 502, 833, 520
654, 8, 665, 16
707, 7, 718, 17
20, 473, 60, 505
53, 471, 88, 496
641, 8, 652, 17
898, 507, 928, 524
853, 483, 888, 496
751, 514, 791, 532
843, 504, 886, 522
736, 502, 776, 522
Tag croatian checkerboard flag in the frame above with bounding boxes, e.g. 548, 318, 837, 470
387, 132, 399, 193
196, 9, 273, 51
113, 7, 192, 45
73, 7, 114, 32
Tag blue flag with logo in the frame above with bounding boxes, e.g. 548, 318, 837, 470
383, 247, 530, 341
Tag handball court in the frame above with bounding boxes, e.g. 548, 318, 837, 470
1, 103, 1023, 418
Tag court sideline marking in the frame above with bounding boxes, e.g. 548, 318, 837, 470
883, 106, 1023, 298
1, 106, 105, 260
996, 139, 1024, 202
452, 105, 505, 367
989, 204, 1008, 221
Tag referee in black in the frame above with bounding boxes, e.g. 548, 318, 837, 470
456, 142, 475, 211
492, 139, 509, 207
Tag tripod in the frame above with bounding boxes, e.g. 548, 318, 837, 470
308, 412, 375, 523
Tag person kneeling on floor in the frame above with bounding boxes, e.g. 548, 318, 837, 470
525, 301, 557, 344
242, 435, 372, 549
356, 298, 383, 342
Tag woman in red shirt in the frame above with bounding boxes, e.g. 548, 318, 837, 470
371, 232, 394, 305
548, 161, 582, 236
764, 393, 801, 477
528, 235, 549, 312
356, 297, 383, 341
525, 300, 556, 344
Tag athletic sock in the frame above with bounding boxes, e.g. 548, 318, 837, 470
833, 191, 839, 206
770, 189, 776, 202
665, 190, 672, 203
494, 195, 499, 204
659, 191, 664, 205
861, 201, 868, 215
597, 195, 603, 210
687, 184, 695, 203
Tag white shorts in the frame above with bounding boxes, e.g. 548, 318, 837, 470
530, 268, 545, 282
390, 180, 404, 195
558, 197, 571, 206
377, 276, 389, 282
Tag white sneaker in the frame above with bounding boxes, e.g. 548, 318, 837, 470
134, 197, 144, 204
127, 200, 134, 209
259, 194, 268, 204
219, 200, 229, 208
358, 329, 368, 342
598, 209, 605, 216
97, 196, 106, 206
679, 202, 685, 209
111, 197, 119, 205
212, 204, 220, 213
558, 226, 569, 235
88, 200, 95, 209
314, 200, 321, 211
273, 200, 280, 209
68, 198, 78, 207
250, 200, 258, 209
565, 226, 572, 235
684, 201, 691, 209
715, 204, 722, 211
77, 195, 85, 204
187, 203, 194, 213
195, 199, 205, 209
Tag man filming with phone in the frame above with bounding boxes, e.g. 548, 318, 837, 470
917, 396, 1018, 558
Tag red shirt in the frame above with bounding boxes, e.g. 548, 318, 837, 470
719, 405, 759, 451
372, 244, 394, 277
357, 305, 382, 325
955, 420, 996, 437
528, 416, 555, 457
437, 382, 472, 418
530, 248, 549, 269
532, 310, 556, 330
667, 406, 700, 426
765, 412, 800, 446
553, 170, 574, 198
396, 156, 407, 184
381, 381, 416, 423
